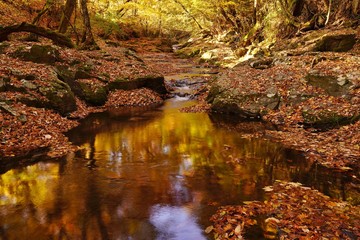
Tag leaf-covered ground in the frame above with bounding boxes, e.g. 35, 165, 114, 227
0, 40, 166, 160
209, 181, 360, 239
194, 50, 360, 171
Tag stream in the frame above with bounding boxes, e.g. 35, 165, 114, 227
0, 54, 358, 239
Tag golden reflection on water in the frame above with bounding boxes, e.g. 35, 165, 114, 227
0, 99, 353, 239
0, 164, 58, 206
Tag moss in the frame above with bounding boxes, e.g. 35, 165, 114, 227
0, 42, 10, 54
38, 80, 77, 115
0, 77, 9, 92
302, 110, 360, 129
77, 81, 108, 106
315, 34, 356, 52
11, 45, 60, 65
305, 74, 351, 97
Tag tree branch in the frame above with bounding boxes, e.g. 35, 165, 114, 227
0, 22, 74, 48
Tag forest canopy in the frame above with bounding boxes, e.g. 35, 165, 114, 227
0, 0, 359, 50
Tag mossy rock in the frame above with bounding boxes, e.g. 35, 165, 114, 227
75, 69, 93, 79
306, 73, 352, 97
0, 42, 10, 54
77, 80, 108, 106
55, 65, 84, 96
207, 84, 280, 119
20, 79, 37, 90
0, 77, 10, 92
0, 102, 17, 116
314, 34, 356, 52
38, 79, 77, 115
55, 65, 76, 83
302, 110, 360, 129
16, 94, 45, 109
13, 45, 61, 65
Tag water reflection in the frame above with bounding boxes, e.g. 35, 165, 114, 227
0, 99, 358, 239
150, 205, 206, 240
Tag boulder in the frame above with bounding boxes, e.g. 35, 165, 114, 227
13, 45, 61, 65
306, 72, 352, 97
314, 34, 356, 52
55, 65, 107, 105
77, 79, 108, 106
302, 109, 359, 128
207, 66, 280, 118
0, 42, 9, 54
38, 78, 77, 115
0, 76, 9, 92
109, 75, 167, 94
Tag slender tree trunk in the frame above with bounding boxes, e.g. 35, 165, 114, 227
79, 0, 99, 50
32, 0, 53, 25
353, 0, 359, 15
292, 0, 305, 16
58, 0, 76, 34
253, 0, 257, 24
173, 0, 203, 30
325, 0, 332, 26
26, 0, 54, 41
219, 6, 237, 29
117, 0, 132, 16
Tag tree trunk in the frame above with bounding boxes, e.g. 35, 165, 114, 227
325, 0, 332, 25
26, 0, 54, 41
58, 0, 76, 34
0, 22, 74, 48
219, 6, 237, 29
253, 0, 257, 24
117, 0, 132, 16
173, 0, 203, 30
79, 0, 99, 50
292, 0, 305, 16
352, 0, 359, 15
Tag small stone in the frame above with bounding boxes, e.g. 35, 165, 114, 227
44, 134, 52, 140
18, 114, 27, 123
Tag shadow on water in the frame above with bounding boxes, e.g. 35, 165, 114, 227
0, 98, 358, 239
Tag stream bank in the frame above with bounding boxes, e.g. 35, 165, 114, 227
171, 27, 360, 239
173, 28, 360, 172
0, 40, 168, 165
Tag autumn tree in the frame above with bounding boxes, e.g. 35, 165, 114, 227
79, 0, 99, 49
58, 0, 77, 34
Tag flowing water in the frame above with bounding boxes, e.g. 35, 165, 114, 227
0, 56, 358, 239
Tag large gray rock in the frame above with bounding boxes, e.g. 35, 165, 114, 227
302, 108, 360, 128
13, 45, 61, 65
207, 66, 280, 118
306, 72, 352, 97
77, 79, 108, 106
38, 77, 77, 115
314, 34, 356, 52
